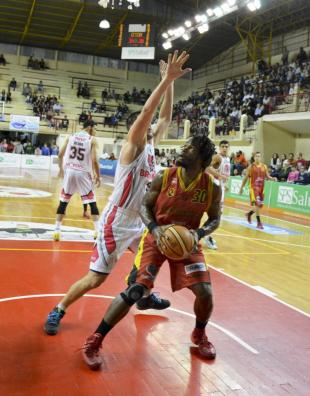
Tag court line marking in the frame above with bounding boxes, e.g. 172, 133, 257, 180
208, 265, 310, 318
0, 293, 259, 355
225, 204, 310, 229
0, 215, 91, 223
213, 232, 310, 249
0, 247, 286, 255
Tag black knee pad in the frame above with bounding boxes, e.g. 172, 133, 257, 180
89, 202, 99, 215
120, 283, 145, 306
56, 201, 68, 215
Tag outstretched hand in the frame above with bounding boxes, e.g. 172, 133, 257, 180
164, 50, 191, 82
159, 59, 168, 79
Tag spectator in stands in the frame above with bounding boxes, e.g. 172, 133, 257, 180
233, 150, 248, 173
79, 111, 88, 124
27, 56, 34, 68
1, 90, 6, 102
14, 140, 24, 154
77, 81, 83, 98
285, 152, 296, 167
52, 101, 61, 115
0, 139, 8, 152
9, 78, 17, 91
101, 88, 108, 100
51, 144, 59, 155
295, 165, 309, 185
24, 141, 34, 154
23, 83, 32, 96
41, 143, 50, 156
278, 163, 290, 181
109, 153, 116, 160
279, 153, 287, 167
82, 82, 90, 99
39, 58, 46, 69
34, 146, 41, 156
90, 99, 98, 111
270, 153, 281, 169
282, 47, 289, 65
0, 54, 6, 66
296, 152, 308, 169
60, 115, 69, 130
287, 165, 299, 183
37, 81, 44, 94
296, 47, 307, 67
6, 90, 11, 102
6, 140, 14, 153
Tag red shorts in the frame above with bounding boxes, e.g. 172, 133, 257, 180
127, 230, 211, 292
250, 187, 264, 207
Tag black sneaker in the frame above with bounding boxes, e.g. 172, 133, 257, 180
44, 307, 65, 335
136, 293, 171, 310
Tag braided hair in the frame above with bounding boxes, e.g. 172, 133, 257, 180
190, 134, 216, 169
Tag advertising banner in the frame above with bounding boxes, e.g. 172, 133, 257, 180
21, 155, 50, 170
0, 153, 22, 168
225, 177, 309, 216
269, 182, 310, 215
10, 114, 40, 133
99, 159, 117, 177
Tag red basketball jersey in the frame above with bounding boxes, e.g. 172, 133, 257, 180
154, 167, 216, 229
249, 163, 267, 191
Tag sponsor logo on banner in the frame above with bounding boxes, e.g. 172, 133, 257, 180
0, 221, 94, 242
0, 186, 51, 198
277, 186, 294, 204
184, 263, 206, 275
10, 114, 40, 132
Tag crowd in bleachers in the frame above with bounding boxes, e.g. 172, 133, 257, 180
27, 56, 48, 70
0, 137, 59, 156
174, 47, 310, 137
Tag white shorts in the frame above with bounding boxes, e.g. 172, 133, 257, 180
60, 169, 96, 203
89, 203, 144, 274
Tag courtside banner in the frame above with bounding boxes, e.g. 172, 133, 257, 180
269, 182, 310, 215
10, 114, 40, 133
21, 155, 50, 170
0, 153, 22, 168
99, 159, 117, 176
226, 176, 249, 201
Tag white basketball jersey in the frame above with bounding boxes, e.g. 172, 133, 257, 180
63, 131, 93, 173
109, 143, 156, 212
219, 154, 231, 187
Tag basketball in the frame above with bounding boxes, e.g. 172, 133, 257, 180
160, 225, 194, 260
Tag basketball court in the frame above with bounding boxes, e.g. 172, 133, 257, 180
0, 169, 309, 396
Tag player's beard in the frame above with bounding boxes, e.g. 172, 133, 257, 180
176, 156, 188, 168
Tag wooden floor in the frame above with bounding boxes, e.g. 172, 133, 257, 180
0, 168, 309, 396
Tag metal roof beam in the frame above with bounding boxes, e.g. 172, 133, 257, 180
60, 2, 85, 48
19, 0, 36, 44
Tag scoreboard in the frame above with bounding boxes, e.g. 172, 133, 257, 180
119, 24, 155, 60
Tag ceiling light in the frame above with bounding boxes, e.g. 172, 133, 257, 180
182, 32, 191, 41
162, 41, 172, 50
162, 32, 169, 39
99, 19, 110, 29
197, 23, 209, 34
206, 8, 214, 17
247, 1, 256, 11
221, 3, 231, 13
254, 0, 261, 9
184, 20, 192, 28
227, 0, 236, 5
214, 7, 224, 17
167, 29, 174, 36
195, 14, 202, 22
175, 26, 185, 37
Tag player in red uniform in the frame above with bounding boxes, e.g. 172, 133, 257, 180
239, 152, 276, 229
81, 135, 222, 369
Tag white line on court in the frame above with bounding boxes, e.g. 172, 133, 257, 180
213, 232, 310, 249
0, 293, 259, 355
208, 265, 310, 318
225, 204, 309, 229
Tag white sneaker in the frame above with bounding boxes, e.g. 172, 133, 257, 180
204, 236, 217, 250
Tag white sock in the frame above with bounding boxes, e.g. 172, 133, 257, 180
94, 220, 99, 231
55, 221, 61, 231
57, 303, 66, 312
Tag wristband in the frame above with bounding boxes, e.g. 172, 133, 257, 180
147, 221, 158, 233
196, 228, 206, 240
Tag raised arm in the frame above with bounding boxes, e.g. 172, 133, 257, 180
152, 61, 174, 146
121, 51, 191, 164
206, 154, 225, 180
91, 137, 100, 187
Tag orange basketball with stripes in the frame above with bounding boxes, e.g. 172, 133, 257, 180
160, 225, 194, 260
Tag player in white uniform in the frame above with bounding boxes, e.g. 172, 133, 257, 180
204, 140, 230, 250
53, 120, 100, 241
44, 51, 191, 335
